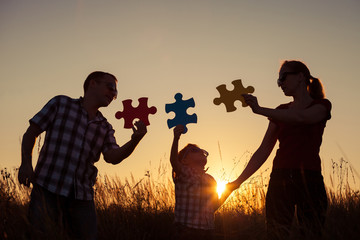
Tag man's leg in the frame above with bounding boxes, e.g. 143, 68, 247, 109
65, 198, 97, 240
28, 184, 64, 237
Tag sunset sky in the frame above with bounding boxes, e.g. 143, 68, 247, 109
1, 0, 359, 189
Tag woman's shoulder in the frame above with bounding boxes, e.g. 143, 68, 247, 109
276, 99, 332, 110
276, 102, 292, 109
309, 98, 332, 114
311, 98, 332, 120
311, 98, 331, 104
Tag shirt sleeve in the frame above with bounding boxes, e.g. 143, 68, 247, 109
29, 96, 60, 131
268, 102, 291, 123
102, 123, 120, 154
317, 98, 332, 120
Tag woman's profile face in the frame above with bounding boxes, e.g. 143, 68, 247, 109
278, 66, 302, 96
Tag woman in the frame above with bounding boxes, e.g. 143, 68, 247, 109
232, 60, 331, 239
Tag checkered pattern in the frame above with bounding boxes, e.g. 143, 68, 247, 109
173, 166, 218, 230
31, 95, 119, 200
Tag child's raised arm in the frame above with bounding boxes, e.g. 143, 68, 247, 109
170, 125, 185, 174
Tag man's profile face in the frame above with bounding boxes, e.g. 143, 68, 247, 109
93, 76, 118, 107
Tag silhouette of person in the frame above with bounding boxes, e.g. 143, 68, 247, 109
170, 125, 238, 240
231, 60, 331, 239
18, 71, 147, 240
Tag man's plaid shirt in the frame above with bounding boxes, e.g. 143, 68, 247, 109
173, 165, 218, 230
30, 95, 119, 200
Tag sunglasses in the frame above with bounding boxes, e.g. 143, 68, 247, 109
277, 72, 299, 86
183, 147, 209, 159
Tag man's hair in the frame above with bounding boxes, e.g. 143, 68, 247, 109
83, 71, 117, 93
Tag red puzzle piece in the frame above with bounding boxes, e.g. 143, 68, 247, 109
115, 97, 157, 128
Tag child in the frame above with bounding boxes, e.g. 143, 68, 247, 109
170, 125, 238, 239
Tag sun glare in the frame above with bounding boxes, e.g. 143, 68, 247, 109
217, 180, 227, 198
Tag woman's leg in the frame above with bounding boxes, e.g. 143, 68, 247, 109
296, 173, 327, 239
266, 175, 296, 240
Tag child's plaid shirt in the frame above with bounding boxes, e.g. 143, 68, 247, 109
173, 165, 218, 230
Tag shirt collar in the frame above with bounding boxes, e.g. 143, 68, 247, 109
78, 97, 106, 122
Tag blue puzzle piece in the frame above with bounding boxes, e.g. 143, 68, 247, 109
165, 93, 198, 133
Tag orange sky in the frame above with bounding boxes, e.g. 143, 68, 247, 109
1, 0, 359, 190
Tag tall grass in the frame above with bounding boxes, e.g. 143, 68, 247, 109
1, 157, 360, 240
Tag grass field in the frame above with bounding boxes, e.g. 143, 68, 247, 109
1, 158, 359, 239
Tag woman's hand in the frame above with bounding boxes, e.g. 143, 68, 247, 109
243, 94, 260, 113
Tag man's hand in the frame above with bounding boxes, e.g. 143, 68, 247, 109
18, 162, 34, 187
104, 120, 147, 165
131, 120, 147, 141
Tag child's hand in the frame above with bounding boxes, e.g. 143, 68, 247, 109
173, 125, 185, 140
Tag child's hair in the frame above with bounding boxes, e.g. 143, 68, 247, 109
172, 143, 200, 180
178, 143, 200, 162
281, 60, 325, 99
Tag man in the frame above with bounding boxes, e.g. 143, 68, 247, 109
18, 71, 147, 239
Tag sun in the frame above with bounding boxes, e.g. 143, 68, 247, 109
216, 180, 227, 198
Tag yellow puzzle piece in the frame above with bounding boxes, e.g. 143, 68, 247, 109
213, 79, 255, 112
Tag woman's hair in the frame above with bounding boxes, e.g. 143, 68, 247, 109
83, 71, 117, 93
281, 60, 325, 99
